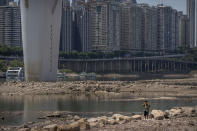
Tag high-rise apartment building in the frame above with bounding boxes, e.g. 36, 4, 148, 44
81, 6, 92, 52
89, 2, 107, 51
108, 3, 121, 51
157, 5, 179, 51
139, 4, 158, 51
72, 5, 91, 52
187, 0, 196, 47
121, 4, 163, 51
60, 0, 73, 52
0, 2, 22, 47
90, 1, 120, 51
120, 4, 143, 50
119, 6, 130, 50
0, 0, 14, 6
130, 5, 143, 50
178, 12, 190, 47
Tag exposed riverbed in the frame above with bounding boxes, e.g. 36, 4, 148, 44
0, 77, 197, 130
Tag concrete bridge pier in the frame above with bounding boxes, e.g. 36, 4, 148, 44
21, 0, 62, 81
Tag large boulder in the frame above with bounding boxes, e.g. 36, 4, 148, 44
164, 108, 183, 118
88, 116, 109, 128
87, 118, 98, 123
43, 124, 57, 131
73, 115, 80, 121
112, 114, 125, 121
88, 121, 99, 128
107, 117, 118, 125
112, 114, 131, 124
57, 122, 80, 131
151, 110, 165, 120
87, 116, 115, 128
77, 118, 90, 130
87, 117, 99, 128
181, 107, 196, 117
57, 118, 90, 131
131, 115, 142, 120
18, 128, 31, 131
46, 112, 61, 118
97, 116, 108, 124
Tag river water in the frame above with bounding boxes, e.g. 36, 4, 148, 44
0, 94, 197, 126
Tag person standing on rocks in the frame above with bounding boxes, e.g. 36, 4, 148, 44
142, 100, 150, 119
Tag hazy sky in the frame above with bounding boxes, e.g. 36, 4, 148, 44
15, 0, 187, 14
137, 0, 186, 14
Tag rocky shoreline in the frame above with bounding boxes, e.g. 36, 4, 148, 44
0, 106, 197, 131
0, 78, 197, 97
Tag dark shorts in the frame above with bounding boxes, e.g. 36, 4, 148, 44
144, 111, 149, 116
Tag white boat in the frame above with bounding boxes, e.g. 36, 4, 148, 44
6, 67, 25, 81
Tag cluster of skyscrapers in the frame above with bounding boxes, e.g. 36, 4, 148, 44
0, 0, 197, 53
60, 0, 197, 52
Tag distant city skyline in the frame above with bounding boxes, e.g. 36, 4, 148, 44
137, 0, 186, 14
14, 0, 186, 14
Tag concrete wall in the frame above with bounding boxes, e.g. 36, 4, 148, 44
20, 0, 62, 81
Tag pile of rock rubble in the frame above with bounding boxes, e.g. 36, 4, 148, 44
16, 106, 197, 131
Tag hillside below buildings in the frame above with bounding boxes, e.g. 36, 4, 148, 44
0, 0, 196, 54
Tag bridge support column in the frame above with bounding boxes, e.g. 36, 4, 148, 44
85, 61, 88, 72
21, 0, 62, 81
140, 60, 143, 72
110, 61, 113, 73
119, 60, 121, 73
134, 59, 136, 72
94, 61, 97, 72
180, 63, 182, 72
127, 60, 129, 72
103, 61, 105, 73
151, 60, 153, 72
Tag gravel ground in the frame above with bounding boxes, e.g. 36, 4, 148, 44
91, 117, 197, 131
0, 78, 197, 97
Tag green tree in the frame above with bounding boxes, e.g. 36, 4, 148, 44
0, 45, 23, 56
0, 60, 7, 72
70, 50, 79, 59
9, 60, 24, 67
